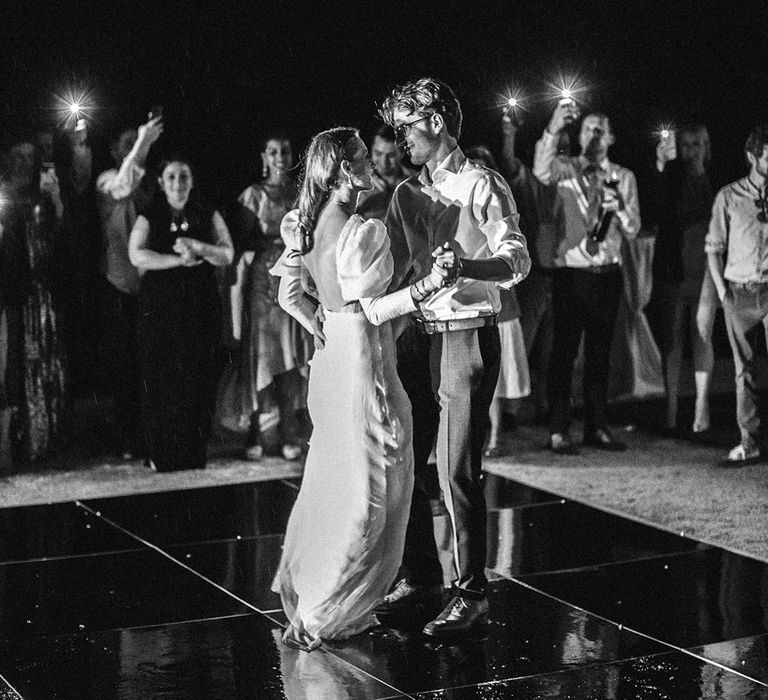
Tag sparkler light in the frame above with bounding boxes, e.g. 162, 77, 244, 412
507, 97, 518, 108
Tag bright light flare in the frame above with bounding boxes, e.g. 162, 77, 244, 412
653, 122, 676, 141
497, 88, 526, 118
546, 72, 588, 106
51, 86, 97, 128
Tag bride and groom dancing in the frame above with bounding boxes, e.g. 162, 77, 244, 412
270, 77, 530, 651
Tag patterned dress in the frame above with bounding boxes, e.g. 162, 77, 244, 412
18, 196, 67, 462
236, 182, 310, 420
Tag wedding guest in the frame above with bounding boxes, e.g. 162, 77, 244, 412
646, 125, 716, 432
1, 138, 68, 465
96, 115, 163, 459
357, 124, 411, 220
500, 113, 559, 423
129, 155, 234, 471
705, 125, 768, 467
533, 104, 641, 454
232, 134, 308, 461
57, 118, 102, 396
465, 144, 531, 457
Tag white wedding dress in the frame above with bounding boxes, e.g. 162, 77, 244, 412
270, 212, 415, 643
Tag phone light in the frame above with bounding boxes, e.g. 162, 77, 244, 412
51, 86, 97, 128
547, 72, 586, 106
654, 123, 676, 141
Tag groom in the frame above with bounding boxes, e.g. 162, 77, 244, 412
378, 78, 530, 636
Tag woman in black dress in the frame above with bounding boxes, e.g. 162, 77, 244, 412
129, 157, 234, 471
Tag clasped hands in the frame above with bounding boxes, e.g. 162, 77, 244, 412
427, 243, 462, 291
173, 237, 203, 266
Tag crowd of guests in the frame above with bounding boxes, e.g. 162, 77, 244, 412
1, 96, 767, 473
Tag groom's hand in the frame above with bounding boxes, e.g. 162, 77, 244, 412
432, 243, 461, 286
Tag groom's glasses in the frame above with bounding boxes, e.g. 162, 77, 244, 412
394, 115, 431, 143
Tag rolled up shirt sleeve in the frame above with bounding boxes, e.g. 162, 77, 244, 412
472, 171, 531, 288
704, 189, 729, 255
97, 160, 145, 202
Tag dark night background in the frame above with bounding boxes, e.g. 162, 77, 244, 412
3, 0, 768, 210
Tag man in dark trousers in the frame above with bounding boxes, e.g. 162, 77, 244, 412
533, 103, 641, 454
377, 78, 530, 637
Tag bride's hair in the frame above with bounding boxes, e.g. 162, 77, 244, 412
296, 126, 359, 254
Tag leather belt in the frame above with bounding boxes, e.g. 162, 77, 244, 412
415, 315, 498, 335
730, 281, 768, 293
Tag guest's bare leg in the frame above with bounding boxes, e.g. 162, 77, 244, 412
693, 273, 718, 432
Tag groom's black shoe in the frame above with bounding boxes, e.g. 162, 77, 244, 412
374, 578, 440, 615
422, 595, 488, 637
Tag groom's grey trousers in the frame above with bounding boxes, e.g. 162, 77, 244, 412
396, 319, 500, 598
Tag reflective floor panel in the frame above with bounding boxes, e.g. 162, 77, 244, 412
0, 465, 766, 698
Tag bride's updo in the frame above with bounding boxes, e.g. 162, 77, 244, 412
296, 126, 359, 254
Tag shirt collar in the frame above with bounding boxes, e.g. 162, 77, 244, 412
418, 147, 466, 186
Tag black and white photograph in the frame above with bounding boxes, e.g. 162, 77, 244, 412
1, 1, 768, 697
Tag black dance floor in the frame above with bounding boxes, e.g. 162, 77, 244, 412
2, 471, 768, 699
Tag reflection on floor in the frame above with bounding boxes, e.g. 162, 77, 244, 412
2, 471, 768, 698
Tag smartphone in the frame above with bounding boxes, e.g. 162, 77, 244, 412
148, 104, 163, 120
660, 129, 677, 161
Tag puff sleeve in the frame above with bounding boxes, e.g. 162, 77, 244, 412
337, 216, 416, 326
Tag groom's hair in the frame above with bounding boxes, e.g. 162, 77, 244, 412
379, 78, 463, 140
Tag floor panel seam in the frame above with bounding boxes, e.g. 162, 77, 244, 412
498, 476, 768, 566
74, 500, 413, 699
510, 577, 768, 688
507, 547, 713, 579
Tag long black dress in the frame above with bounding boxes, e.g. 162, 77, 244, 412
138, 199, 222, 471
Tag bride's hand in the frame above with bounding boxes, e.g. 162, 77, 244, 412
312, 305, 326, 351
427, 259, 450, 290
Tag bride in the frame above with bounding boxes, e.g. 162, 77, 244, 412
270, 127, 454, 650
